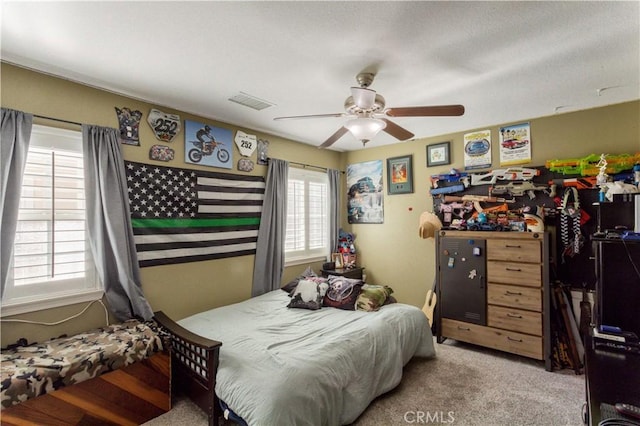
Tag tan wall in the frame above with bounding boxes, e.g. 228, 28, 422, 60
344, 101, 640, 308
0, 63, 342, 346
1, 62, 639, 347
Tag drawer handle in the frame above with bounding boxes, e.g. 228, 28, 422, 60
505, 267, 522, 272
505, 290, 522, 296
457, 326, 471, 331
507, 336, 523, 343
507, 313, 523, 318
505, 244, 521, 248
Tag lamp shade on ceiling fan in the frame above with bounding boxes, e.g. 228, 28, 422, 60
273, 73, 465, 149
344, 118, 386, 143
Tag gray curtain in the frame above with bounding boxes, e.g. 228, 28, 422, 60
82, 125, 153, 321
1, 108, 33, 298
327, 168, 341, 254
252, 158, 288, 296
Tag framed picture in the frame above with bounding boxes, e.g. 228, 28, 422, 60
346, 160, 384, 224
386, 155, 413, 195
331, 253, 344, 269
427, 141, 451, 167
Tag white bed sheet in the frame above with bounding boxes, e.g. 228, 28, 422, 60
178, 289, 435, 426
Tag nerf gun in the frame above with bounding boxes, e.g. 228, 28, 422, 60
442, 194, 515, 204
546, 152, 640, 176
549, 176, 598, 190
471, 167, 540, 185
430, 184, 466, 196
430, 169, 470, 189
490, 181, 549, 199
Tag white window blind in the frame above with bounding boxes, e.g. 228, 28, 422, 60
285, 167, 329, 264
2, 125, 101, 315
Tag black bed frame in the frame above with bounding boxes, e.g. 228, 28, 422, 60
154, 311, 222, 426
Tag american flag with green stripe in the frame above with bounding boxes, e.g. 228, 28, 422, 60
125, 161, 265, 267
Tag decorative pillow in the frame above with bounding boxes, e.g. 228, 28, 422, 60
323, 275, 363, 310
287, 279, 329, 310
356, 284, 394, 312
282, 266, 317, 295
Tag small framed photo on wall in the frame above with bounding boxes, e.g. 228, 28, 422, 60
427, 141, 451, 167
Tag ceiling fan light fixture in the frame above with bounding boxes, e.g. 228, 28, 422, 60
344, 118, 386, 144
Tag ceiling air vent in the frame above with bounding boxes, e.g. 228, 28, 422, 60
228, 92, 275, 111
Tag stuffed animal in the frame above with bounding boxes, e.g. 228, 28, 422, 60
338, 229, 356, 254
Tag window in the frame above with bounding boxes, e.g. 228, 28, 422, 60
2, 125, 101, 315
285, 167, 330, 265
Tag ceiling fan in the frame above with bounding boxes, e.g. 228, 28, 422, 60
274, 72, 465, 148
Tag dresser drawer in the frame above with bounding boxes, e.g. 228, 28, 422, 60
487, 261, 541, 287
488, 305, 542, 336
442, 318, 543, 360
487, 239, 541, 263
487, 283, 541, 312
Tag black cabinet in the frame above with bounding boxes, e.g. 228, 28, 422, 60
592, 238, 640, 338
585, 237, 640, 424
584, 334, 640, 425
437, 236, 487, 325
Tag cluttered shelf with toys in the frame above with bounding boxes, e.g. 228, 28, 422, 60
430, 152, 640, 292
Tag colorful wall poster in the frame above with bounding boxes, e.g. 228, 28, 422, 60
499, 122, 531, 166
463, 130, 492, 170
184, 120, 232, 169
347, 160, 383, 224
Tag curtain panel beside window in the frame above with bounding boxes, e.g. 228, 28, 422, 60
82, 124, 153, 321
0, 108, 33, 298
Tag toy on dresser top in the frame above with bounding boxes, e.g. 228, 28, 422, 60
431, 167, 549, 232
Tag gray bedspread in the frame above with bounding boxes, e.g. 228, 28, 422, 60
178, 290, 435, 426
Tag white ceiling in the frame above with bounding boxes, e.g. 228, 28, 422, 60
2, 1, 639, 151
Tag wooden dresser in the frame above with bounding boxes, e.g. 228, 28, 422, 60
436, 230, 552, 370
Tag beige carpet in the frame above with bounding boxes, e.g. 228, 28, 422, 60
144, 338, 585, 426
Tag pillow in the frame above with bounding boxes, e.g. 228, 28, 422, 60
282, 266, 317, 295
356, 284, 394, 312
288, 279, 329, 310
323, 275, 363, 310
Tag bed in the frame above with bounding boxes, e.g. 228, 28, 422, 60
154, 286, 435, 426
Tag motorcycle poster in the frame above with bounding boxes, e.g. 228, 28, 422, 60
184, 120, 233, 169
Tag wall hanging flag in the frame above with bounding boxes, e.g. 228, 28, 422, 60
115, 107, 143, 145
184, 120, 233, 169
124, 161, 265, 267
147, 108, 181, 142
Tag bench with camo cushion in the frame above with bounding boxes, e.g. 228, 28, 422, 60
0, 319, 164, 410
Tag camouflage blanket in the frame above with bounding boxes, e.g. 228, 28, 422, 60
1, 320, 163, 409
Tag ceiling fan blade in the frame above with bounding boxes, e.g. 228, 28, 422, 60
318, 127, 349, 149
274, 113, 345, 121
350, 87, 376, 109
385, 105, 465, 117
381, 119, 414, 141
